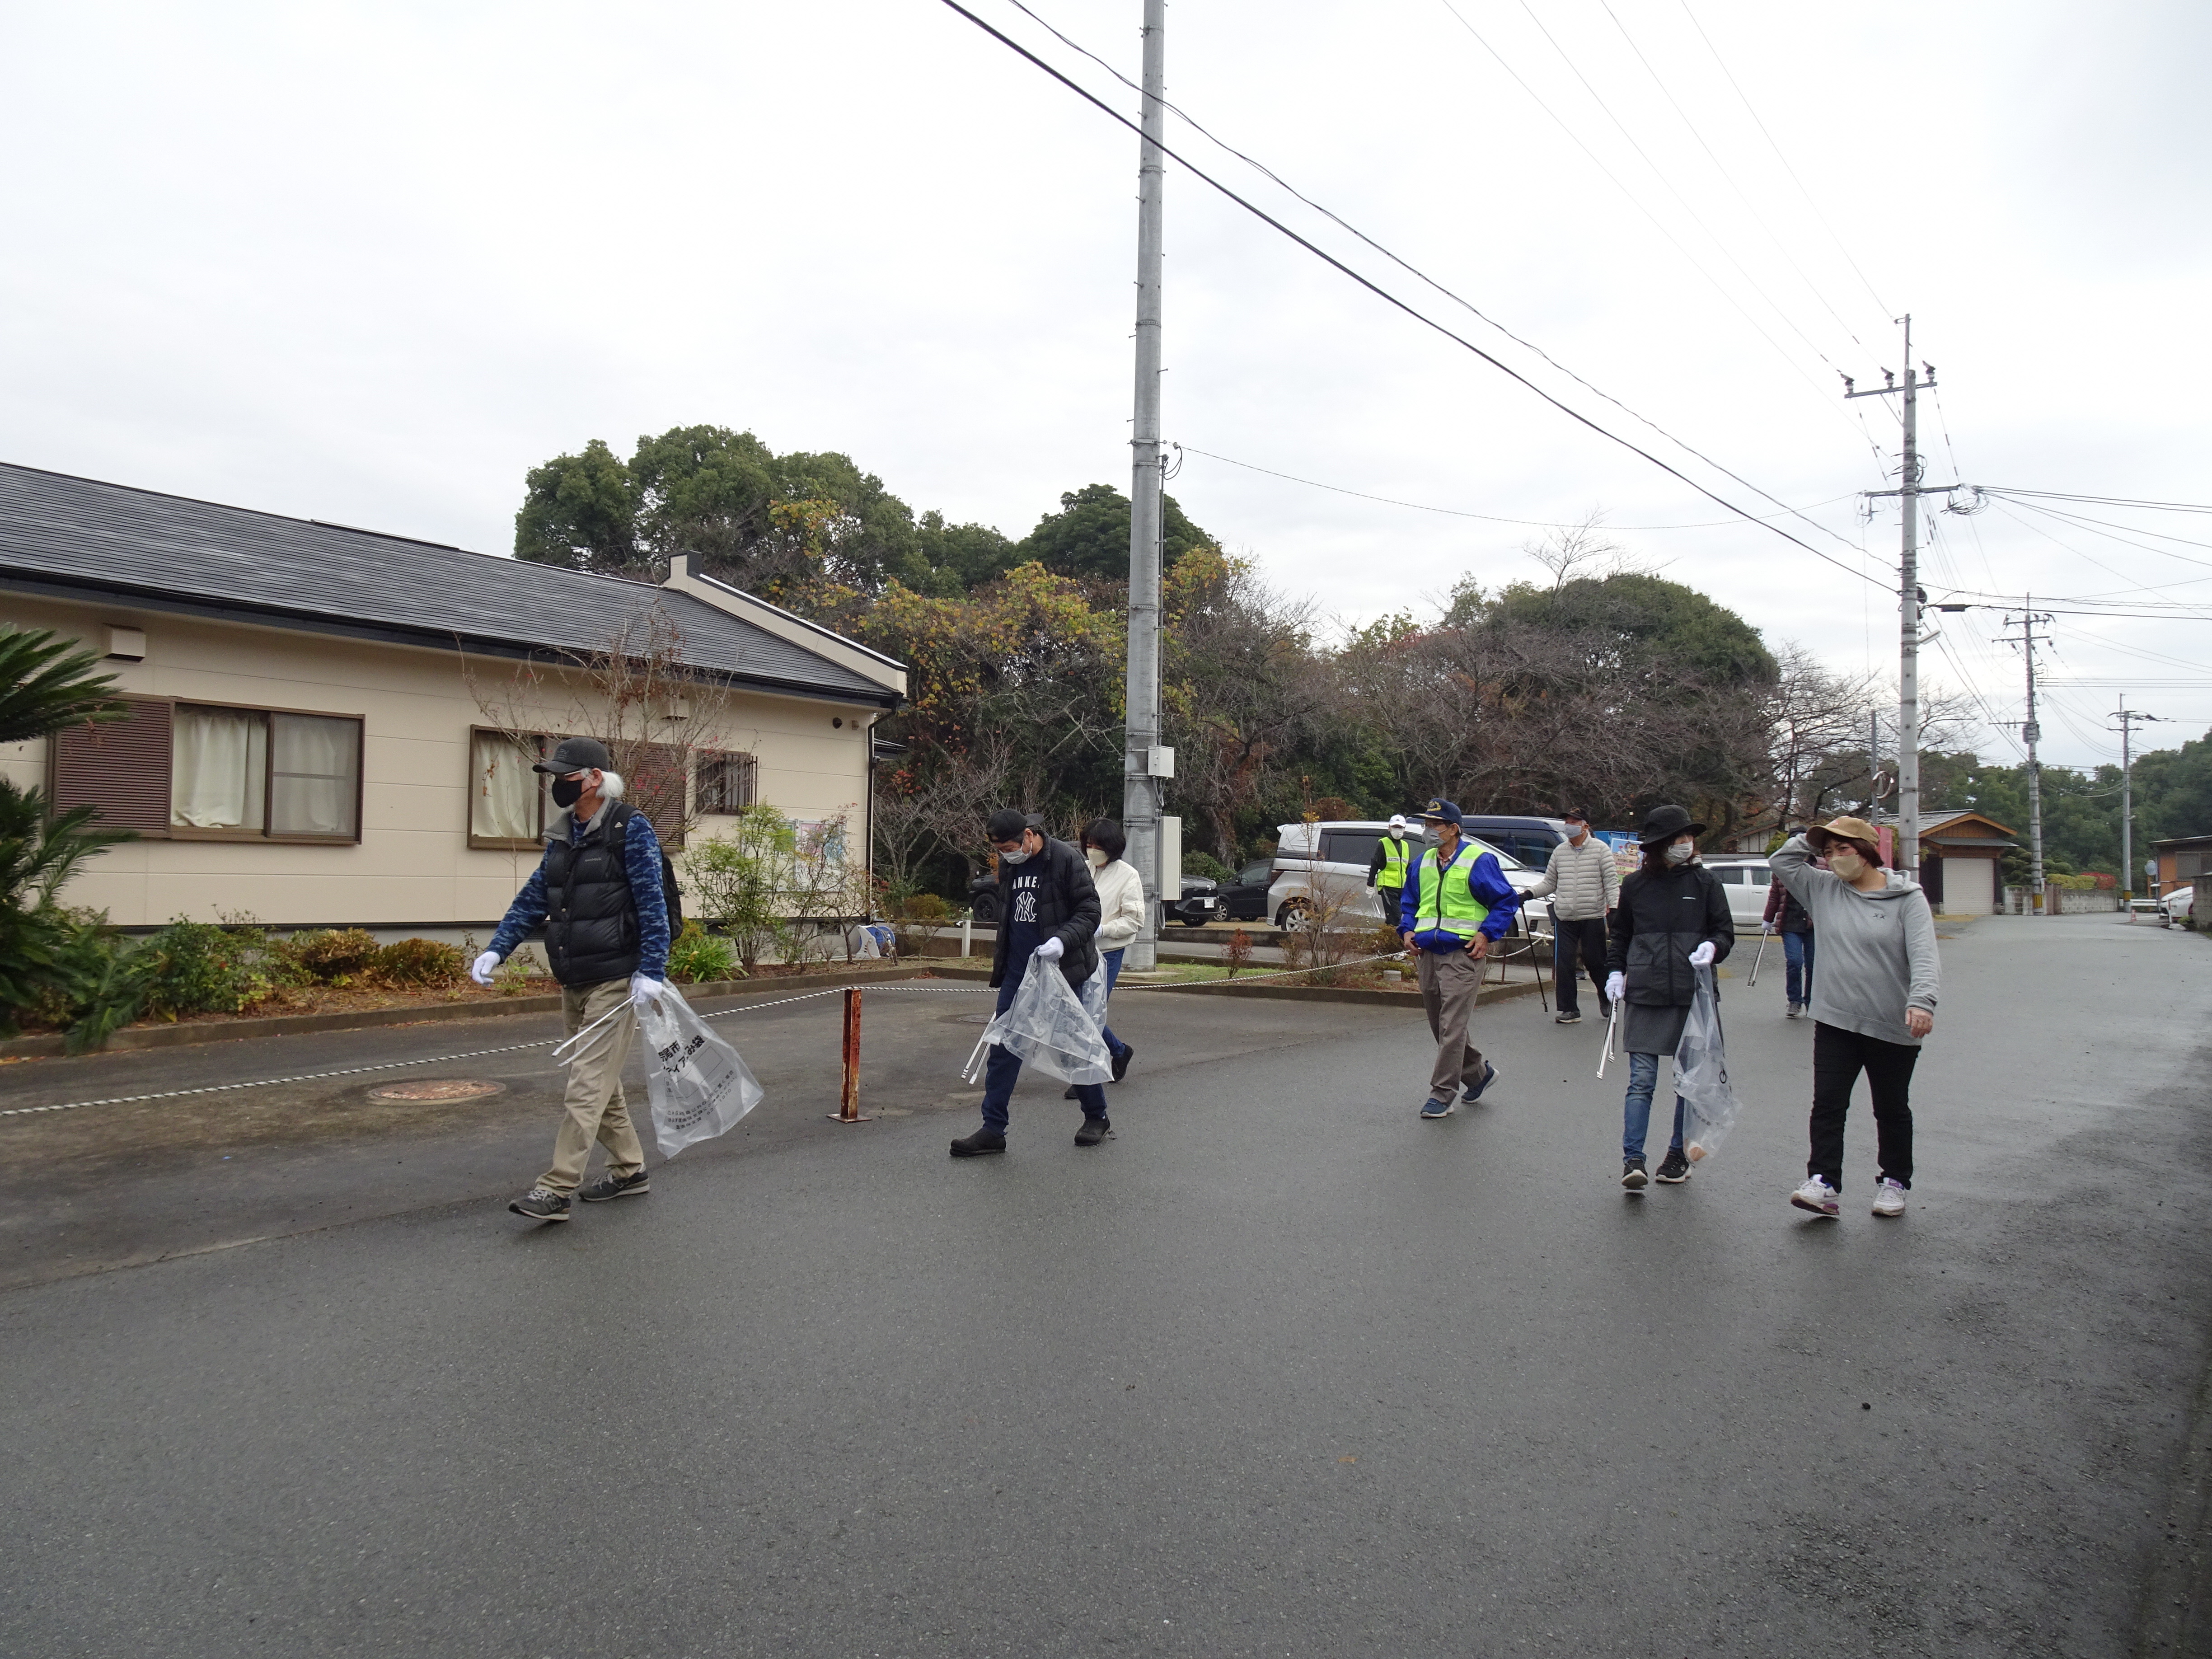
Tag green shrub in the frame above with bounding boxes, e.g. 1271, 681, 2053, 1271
374, 937, 465, 988
899, 891, 950, 922
1182, 851, 1231, 883
666, 920, 740, 984
285, 926, 383, 984
687, 805, 797, 970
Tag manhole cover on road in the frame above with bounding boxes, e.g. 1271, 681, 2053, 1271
367, 1079, 506, 1102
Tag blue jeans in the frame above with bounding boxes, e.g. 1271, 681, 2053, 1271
980, 961, 1110, 1132
1099, 948, 1129, 1057
1623, 1051, 1685, 1159
1783, 929, 1814, 1005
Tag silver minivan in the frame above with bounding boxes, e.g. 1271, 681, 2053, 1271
1701, 856, 1774, 929
1266, 820, 1552, 935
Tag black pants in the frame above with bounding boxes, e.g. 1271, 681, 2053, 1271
1552, 917, 1610, 1013
1809, 1021, 1918, 1190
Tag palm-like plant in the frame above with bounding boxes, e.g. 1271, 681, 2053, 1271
0, 625, 136, 1031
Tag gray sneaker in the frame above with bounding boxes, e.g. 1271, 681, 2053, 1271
508, 1186, 570, 1222
577, 1168, 650, 1202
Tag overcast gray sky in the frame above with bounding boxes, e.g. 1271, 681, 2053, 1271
5, 0, 2209, 773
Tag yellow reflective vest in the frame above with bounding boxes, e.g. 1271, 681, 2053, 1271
1377, 833, 1414, 889
1413, 841, 1492, 938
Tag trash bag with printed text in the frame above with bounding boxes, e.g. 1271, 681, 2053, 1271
637, 985, 764, 1158
961, 958, 1113, 1086
1674, 963, 1744, 1163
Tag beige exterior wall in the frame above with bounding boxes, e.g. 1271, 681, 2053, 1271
1, 591, 881, 929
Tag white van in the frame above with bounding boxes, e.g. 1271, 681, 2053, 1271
1701, 856, 1774, 929
1266, 820, 1552, 936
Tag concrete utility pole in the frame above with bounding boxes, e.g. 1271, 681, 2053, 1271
1998, 604, 2054, 911
2111, 698, 2165, 906
1847, 317, 1958, 882
1120, 0, 1168, 972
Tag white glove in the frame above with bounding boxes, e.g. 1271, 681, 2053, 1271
1033, 936, 1065, 962
1688, 941, 1717, 968
1605, 971, 1626, 1003
470, 950, 501, 987
1761, 921, 1776, 935
629, 973, 664, 1007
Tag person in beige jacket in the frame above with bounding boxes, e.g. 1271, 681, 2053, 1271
1525, 809, 1620, 1024
1070, 817, 1144, 1091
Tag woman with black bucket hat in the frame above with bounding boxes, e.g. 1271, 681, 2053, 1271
1603, 805, 1734, 1190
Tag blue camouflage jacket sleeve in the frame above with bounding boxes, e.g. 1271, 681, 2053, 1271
623, 811, 671, 980
487, 859, 549, 961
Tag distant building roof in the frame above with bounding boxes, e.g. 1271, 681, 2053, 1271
0, 462, 900, 706
2151, 834, 2212, 851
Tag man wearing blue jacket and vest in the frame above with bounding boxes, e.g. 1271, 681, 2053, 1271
1400, 798, 1519, 1119
470, 736, 670, 1223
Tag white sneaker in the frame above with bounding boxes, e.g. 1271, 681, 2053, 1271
1789, 1175, 1840, 1218
1871, 1177, 1907, 1218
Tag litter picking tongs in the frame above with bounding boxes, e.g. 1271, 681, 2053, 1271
1596, 997, 1620, 1080
552, 997, 635, 1066
1747, 928, 1771, 988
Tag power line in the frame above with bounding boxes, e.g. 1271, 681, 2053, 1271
935, 0, 1892, 590
1985, 494, 2212, 562
989, 0, 1882, 556
1176, 444, 1859, 531
1978, 487, 2212, 515
1675, 0, 1892, 318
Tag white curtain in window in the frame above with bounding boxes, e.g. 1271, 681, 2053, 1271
471, 732, 539, 840
171, 707, 267, 829
271, 714, 360, 836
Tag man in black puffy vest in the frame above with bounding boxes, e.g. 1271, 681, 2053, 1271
473, 736, 671, 1222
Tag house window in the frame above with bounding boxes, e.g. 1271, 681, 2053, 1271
697, 751, 757, 816
166, 703, 361, 842
470, 729, 552, 849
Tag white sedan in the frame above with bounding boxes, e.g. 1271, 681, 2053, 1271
2163, 886, 2197, 927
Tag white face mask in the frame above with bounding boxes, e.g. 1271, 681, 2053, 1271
1389, 826, 1405, 840
1664, 841, 1695, 866
1828, 848, 1867, 881
1085, 846, 1107, 868
1566, 824, 1587, 844
997, 844, 1030, 866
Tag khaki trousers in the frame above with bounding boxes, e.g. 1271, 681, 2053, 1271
539, 977, 647, 1194
1415, 947, 1488, 1103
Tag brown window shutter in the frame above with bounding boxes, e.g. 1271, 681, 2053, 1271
50, 696, 172, 833
621, 740, 688, 851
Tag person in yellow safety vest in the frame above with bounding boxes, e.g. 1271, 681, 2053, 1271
1399, 798, 1521, 1120
1368, 813, 1416, 923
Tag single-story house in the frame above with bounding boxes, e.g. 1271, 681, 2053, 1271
0, 461, 905, 940
1917, 811, 2016, 915
2151, 834, 2212, 900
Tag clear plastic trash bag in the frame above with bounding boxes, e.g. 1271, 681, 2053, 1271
961, 958, 1113, 1086
637, 985, 764, 1159
1674, 963, 1743, 1163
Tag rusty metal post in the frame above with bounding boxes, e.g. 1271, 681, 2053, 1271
830, 986, 872, 1122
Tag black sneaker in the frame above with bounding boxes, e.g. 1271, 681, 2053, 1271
1074, 1115, 1115, 1147
1063, 1085, 1082, 1100
950, 1128, 1007, 1158
509, 1186, 571, 1222
1111, 1043, 1135, 1083
1620, 1157, 1648, 1191
1555, 1009, 1582, 1025
577, 1168, 650, 1202
1655, 1148, 1691, 1184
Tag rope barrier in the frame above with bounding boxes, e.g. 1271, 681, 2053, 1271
0, 941, 1550, 1121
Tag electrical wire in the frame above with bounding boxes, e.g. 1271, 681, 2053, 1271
935, 0, 1892, 590
1675, 0, 1892, 319
1978, 487, 2212, 515
1428, 0, 1875, 440
1175, 444, 1859, 531
1596, 0, 1874, 355
1985, 495, 2212, 562
989, 0, 1882, 555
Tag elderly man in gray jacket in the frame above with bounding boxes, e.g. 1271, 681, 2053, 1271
1526, 810, 1620, 1024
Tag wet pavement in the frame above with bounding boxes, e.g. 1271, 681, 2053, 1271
4, 916, 2210, 1656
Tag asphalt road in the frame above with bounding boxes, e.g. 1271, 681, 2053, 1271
5, 916, 2210, 1657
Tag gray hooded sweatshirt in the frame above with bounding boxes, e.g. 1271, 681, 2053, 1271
1769, 835, 1940, 1046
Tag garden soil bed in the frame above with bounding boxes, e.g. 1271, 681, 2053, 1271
0, 961, 939, 1061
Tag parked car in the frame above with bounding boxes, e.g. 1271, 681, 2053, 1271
1216, 856, 1277, 923
1458, 814, 1571, 870
1266, 820, 1552, 936
1700, 856, 1775, 928
2162, 884, 2197, 927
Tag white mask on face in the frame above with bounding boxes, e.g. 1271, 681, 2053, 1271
1664, 841, 1695, 866
997, 845, 1030, 866
1566, 823, 1588, 844
1085, 846, 1107, 868
1828, 848, 1867, 881
1389, 825, 1405, 840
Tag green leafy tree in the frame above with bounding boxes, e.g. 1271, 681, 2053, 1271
512, 438, 641, 573
1013, 483, 1215, 583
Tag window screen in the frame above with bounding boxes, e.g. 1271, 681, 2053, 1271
271, 714, 359, 837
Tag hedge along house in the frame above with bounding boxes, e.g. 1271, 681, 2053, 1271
0, 462, 905, 944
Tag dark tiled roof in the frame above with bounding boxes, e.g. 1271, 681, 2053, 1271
0, 462, 895, 702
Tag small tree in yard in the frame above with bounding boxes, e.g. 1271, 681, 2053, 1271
685, 804, 796, 971
0, 627, 132, 1033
